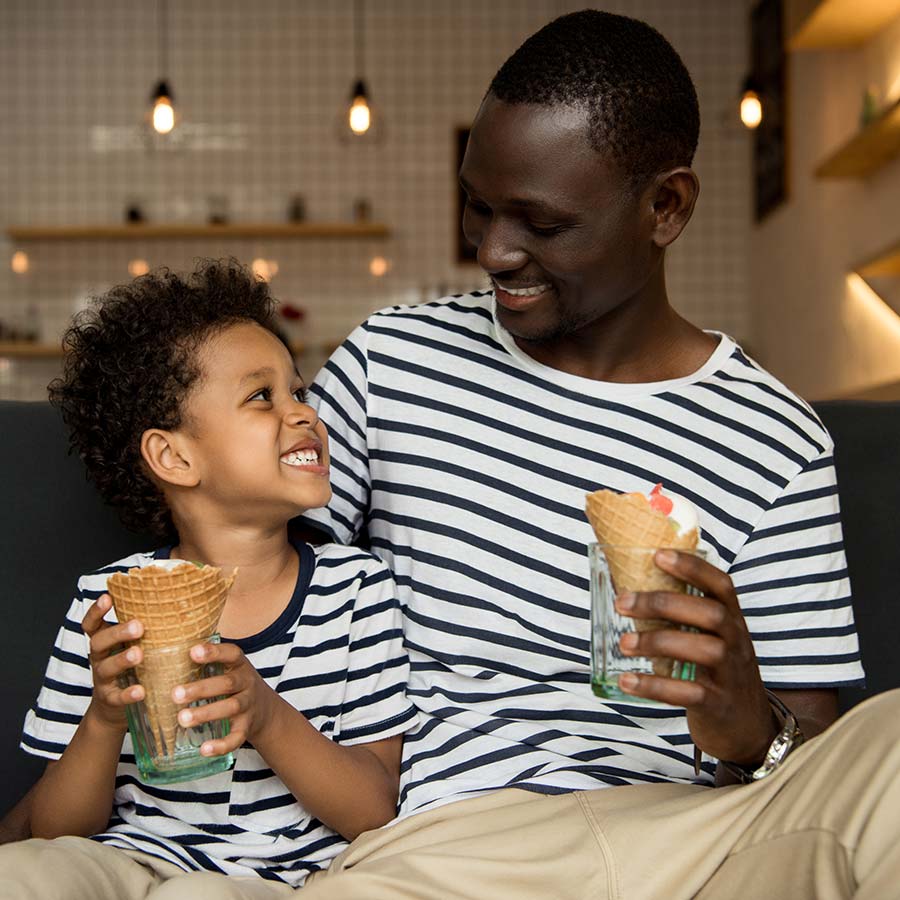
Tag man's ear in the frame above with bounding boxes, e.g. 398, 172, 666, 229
141, 429, 200, 488
648, 167, 699, 248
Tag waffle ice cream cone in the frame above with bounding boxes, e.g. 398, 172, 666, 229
108, 563, 234, 758
585, 488, 699, 677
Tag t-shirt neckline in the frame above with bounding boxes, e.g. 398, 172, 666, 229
489, 293, 735, 398
152, 538, 314, 652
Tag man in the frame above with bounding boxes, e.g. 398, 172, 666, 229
299, 10, 898, 899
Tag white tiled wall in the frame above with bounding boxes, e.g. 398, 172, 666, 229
0, 0, 752, 400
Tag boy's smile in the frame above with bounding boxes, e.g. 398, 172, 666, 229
173, 321, 331, 525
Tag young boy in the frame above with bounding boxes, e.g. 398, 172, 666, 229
1, 260, 416, 897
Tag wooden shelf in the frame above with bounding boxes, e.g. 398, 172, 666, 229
0, 342, 64, 359
0, 340, 340, 360
6, 223, 391, 241
789, 0, 900, 50
856, 240, 900, 278
814, 99, 900, 178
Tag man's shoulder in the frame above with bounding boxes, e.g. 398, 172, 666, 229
363, 291, 496, 337
310, 542, 391, 577
702, 337, 832, 456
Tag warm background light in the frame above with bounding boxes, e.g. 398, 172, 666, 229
128, 258, 150, 277
349, 96, 371, 135
369, 256, 389, 277
152, 96, 175, 134
10, 251, 29, 274
740, 91, 762, 129
252, 258, 279, 282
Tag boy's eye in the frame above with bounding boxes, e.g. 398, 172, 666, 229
248, 387, 272, 402
292, 386, 309, 404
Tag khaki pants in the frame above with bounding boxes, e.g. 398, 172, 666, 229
303, 688, 900, 899
0, 835, 296, 899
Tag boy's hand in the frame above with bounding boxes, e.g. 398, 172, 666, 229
171, 642, 275, 757
83, 593, 146, 732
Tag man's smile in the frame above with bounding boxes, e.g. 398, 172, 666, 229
492, 278, 554, 311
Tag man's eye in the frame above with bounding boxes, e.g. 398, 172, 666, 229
248, 388, 272, 402
465, 198, 490, 216
527, 222, 566, 237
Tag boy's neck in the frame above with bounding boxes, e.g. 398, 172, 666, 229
170, 521, 300, 640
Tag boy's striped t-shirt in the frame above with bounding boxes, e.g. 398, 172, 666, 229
22, 541, 417, 887
303, 292, 864, 818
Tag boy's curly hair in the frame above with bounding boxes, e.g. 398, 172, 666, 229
48, 259, 278, 540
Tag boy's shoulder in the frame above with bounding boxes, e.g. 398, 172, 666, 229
77, 548, 165, 592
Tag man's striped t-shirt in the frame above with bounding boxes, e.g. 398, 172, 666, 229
22, 540, 417, 887
303, 292, 864, 819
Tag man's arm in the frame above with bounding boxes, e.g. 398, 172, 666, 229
714, 687, 839, 786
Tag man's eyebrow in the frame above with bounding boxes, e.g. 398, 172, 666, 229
459, 176, 570, 217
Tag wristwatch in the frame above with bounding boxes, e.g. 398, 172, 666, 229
719, 689, 805, 783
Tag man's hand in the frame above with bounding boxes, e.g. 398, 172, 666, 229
614, 550, 776, 766
84, 593, 146, 732
170, 641, 277, 757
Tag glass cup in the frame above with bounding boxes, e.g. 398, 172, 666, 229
118, 633, 234, 784
589, 543, 706, 703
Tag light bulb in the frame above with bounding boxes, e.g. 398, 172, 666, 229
349, 96, 371, 135
128, 258, 149, 278
740, 91, 762, 129
152, 95, 175, 134
369, 256, 389, 277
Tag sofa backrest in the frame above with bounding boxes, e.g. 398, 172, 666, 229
0, 399, 897, 818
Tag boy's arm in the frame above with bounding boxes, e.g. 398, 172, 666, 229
29, 594, 149, 839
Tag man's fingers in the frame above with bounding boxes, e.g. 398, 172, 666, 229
654, 550, 741, 613
616, 590, 731, 635
617, 672, 707, 707
620, 627, 726, 669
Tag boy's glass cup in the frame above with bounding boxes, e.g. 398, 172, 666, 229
118, 633, 234, 784
589, 543, 706, 702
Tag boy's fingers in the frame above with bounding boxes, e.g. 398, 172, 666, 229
92, 643, 143, 682
90, 618, 143, 656
177, 695, 243, 729
199, 730, 245, 758
189, 641, 242, 665
82, 594, 113, 636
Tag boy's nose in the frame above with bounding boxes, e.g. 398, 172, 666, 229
284, 402, 316, 427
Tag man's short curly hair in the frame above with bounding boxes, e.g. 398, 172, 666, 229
48, 259, 278, 540
488, 10, 700, 193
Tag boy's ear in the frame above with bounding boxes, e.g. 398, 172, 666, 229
140, 429, 200, 488
648, 167, 699, 248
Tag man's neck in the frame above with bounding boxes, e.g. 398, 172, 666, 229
514, 302, 718, 384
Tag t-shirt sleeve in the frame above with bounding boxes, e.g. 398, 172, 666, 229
728, 447, 865, 689
335, 557, 417, 746
301, 325, 372, 546
21, 585, 94, 760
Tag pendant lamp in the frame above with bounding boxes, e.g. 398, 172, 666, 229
149, 0, 176, 135
338, 0, 382, 143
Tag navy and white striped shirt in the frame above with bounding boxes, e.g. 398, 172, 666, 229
22, 540, 417, 886
303, 292, 864, 818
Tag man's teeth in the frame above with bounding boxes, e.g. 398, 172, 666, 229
499, 284, 551, 297
281, 449, 319, 466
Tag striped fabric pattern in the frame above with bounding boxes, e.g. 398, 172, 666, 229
22, 541, 417, 887
304, 292, 864, 818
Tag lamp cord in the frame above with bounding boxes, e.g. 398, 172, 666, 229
354, 0, 364, 80
158, 0, 168, 80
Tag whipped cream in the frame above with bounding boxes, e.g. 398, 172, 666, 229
648, 483, 698, 537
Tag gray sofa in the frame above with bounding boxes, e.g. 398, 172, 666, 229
1, 399, 897, 822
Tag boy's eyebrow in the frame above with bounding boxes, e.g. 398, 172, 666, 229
239, 366, 304, 385
459, 175, 571, 218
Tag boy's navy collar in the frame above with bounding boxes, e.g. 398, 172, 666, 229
152, 538, 315, 653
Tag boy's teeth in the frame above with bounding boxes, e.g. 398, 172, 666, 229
281, 449, 319, 466
500, 284, 551, 297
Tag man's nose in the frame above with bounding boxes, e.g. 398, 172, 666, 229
477, 218, 528, 274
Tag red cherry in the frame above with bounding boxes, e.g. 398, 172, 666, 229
649, 482, 673, 516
